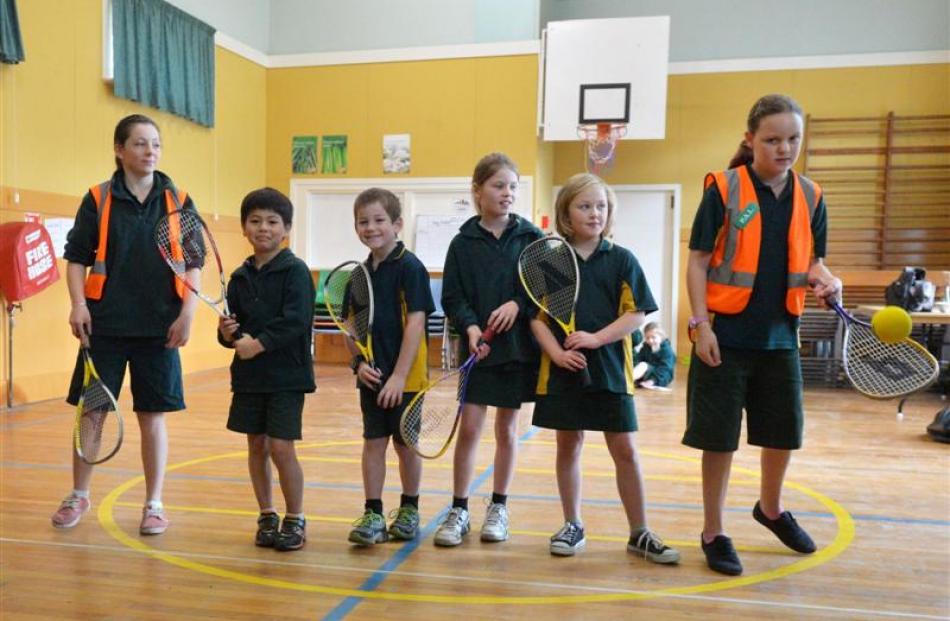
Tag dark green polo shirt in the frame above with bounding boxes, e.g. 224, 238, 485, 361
536, 240, 658, 395
689, 166, 828, 350
63, 170, 195, 337
441, 214, 544, 367
365, 243, 435, 392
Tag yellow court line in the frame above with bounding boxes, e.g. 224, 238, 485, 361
98, 440, 855, 605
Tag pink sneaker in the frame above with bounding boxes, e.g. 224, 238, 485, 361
51, 495, 91, 529
139, 505, 169, 535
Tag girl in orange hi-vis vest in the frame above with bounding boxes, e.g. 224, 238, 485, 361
683, 94, 842, 576
51, 114, 200, 536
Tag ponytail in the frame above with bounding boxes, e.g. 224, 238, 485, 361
728, 142, 753, 169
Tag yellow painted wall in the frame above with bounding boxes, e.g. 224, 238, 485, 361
552, 63, 950, 357
265, 55, 539, 195
0, 0, 266, 405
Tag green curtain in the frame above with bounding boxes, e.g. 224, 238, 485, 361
113, 0, 215, 127
0, 0, 25, 64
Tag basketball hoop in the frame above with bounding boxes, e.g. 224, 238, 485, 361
578, 123, 627, 176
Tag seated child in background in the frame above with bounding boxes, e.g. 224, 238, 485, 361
633, 322, 675, 389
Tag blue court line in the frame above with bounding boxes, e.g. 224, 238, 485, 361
320, 426, 541, 621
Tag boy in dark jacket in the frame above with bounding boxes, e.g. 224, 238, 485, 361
218, 188, 315, 552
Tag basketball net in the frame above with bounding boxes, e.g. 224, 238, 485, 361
578, 123, 627, 176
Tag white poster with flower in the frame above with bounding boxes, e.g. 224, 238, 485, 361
383, 134, 411, 174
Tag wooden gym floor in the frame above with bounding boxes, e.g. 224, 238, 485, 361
1, 364, 948, 620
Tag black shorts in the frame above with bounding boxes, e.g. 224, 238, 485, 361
66, 335, 184, 413
682, 347, 804, 452
463, 361, 536, 409
360, 387, 416, 445
533, 391, 637, 432
227, 392, 305, 440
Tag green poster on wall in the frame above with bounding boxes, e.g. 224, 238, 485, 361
291, 136, 317, 174
321, 135, 348, 174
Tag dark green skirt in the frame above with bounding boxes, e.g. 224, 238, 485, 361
533, 391, 637, 432
463, 362, 536, 409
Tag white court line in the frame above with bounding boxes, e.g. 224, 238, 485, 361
2, 537, 946, 619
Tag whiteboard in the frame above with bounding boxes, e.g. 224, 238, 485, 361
414, 213, 470, 269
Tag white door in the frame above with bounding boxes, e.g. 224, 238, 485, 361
610, 185, 680, 347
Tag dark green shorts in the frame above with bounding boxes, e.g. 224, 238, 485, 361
683, 347, 804, 452
360, 388, 417, 445
228, 392, 305, 440
464, 362, 536, 409
66, 335, 184, 413
533, 391, 637, 432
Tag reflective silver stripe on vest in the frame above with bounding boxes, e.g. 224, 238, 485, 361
707, 169, 757, 287
90, 181, 112, 276
786, 173, 819, 289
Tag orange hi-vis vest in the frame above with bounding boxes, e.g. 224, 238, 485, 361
84, 180, 187, 301
704, 167, 821, 317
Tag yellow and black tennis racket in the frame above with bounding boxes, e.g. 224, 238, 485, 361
73, 335, 122, 465
518, 236, 592, 387
400, 327, 495, 459
830, 301, 939, 399
323, 260, 375, 369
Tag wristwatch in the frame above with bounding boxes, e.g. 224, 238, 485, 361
349, 354, 365, 374
688, 316, 709, 343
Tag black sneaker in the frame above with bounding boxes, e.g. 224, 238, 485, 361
255, 512, 281, 547
701, 534, 743, 575
627, 528, 680, 564
549, 521, 586, 556
274, 516, 306, 551
753, 501, 816, 554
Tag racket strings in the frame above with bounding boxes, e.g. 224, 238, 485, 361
844, 323, 938, 397
520, 242, 577, 323
78, 381, 120, 463
325, 269, 372, 342
402, 375, 463, 456
155, 210, 209, 273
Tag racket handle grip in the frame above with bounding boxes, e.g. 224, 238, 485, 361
579, 366, 592, 387
479, 326, 496, 344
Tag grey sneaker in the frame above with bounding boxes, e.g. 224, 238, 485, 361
255, 512, 281, 547
388, 505, 420, 540
348, 510, 389, 546
433, 507, 470, 547
627, 528, 680, 564
549, 521, 586, 556
480, 502, 509, 542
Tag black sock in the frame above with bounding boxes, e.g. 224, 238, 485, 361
400, 494, 419, 509
491, 492, 507, 506
365, 499, 384, 516
452, 496, 468, 511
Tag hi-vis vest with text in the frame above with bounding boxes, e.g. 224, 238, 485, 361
704, 167, 821, 317
84, 180, 187, 301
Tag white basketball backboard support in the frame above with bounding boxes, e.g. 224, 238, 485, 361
540, 16, 670, 141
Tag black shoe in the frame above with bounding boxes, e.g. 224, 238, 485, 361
753, 501, 816, 554
274, 516, 306, 551
701, 534, 743, 575
255, 512, 280, 547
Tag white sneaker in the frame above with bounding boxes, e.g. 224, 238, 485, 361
480, 502, 509, 542
434, 507, 470, 547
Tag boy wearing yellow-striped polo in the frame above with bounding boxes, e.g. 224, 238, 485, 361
346, 188, 435, 545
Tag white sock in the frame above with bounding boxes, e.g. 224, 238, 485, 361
145, 500, 163, 511
71, 489, 90, 499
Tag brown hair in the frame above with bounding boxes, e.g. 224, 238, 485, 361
471, 152, 519, 214
553, 173, 615, 240
728, 94, 804, 169
353, 187, 401, 222
114, 114, 160, 171
642, 321, 666, 339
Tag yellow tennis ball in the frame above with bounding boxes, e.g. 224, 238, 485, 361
871, 305, 912, 343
